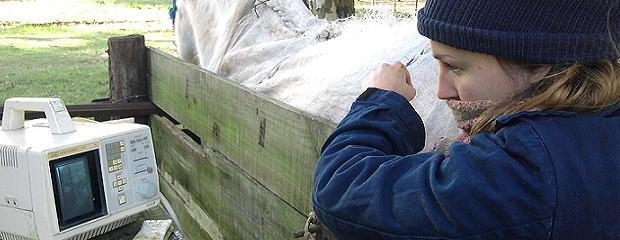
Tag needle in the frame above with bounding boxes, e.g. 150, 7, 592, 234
405, 46, 430, 67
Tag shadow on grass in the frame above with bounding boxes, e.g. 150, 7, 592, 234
0, 24, 174, 105
94, 0, 171, 10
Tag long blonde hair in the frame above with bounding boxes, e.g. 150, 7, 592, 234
471, 59, 620, 135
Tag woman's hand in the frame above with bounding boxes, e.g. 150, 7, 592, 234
364, 61, 416, 101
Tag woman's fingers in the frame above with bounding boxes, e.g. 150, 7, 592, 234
365, 62, 416, 101
393, 61, 405, 69
402, 65, 412, 85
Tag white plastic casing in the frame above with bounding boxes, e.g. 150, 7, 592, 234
0, 98, 160, 239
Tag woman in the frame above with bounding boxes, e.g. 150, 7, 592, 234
312, 0, 620, 239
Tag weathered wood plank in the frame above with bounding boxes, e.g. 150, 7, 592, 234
0, 102, 163, 121
108, 35, 147, 103
147, 48, 336, 215
151, 115, 308, 240
108, 35, 148, 123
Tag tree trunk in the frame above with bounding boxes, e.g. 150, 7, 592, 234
307, 0, 355, 20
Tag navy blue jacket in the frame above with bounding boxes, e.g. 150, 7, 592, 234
312, 88, 620, 239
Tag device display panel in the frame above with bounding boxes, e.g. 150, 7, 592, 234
49, 149, 107, 231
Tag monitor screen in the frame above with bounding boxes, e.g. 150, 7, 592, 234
50, 149, 107, 231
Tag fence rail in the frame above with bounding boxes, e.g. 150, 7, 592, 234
359, 0, 425, 14
146, 47, 336, 239
0, 102, 162, 121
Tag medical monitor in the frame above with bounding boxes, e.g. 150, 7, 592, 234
0, 98, 160, 240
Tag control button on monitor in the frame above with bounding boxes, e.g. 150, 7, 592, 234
135, 164, 147, 173
118, 195, 126, 205
137, 182, 157, 199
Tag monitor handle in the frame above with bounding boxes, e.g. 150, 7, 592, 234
2, 98, 76, 135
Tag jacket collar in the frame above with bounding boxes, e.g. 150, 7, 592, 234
496, 103, 620, 125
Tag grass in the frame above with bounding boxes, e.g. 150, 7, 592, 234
0, 23, 174, 105
354, 0, 425, 18
0, 0, 174, 105
93, 0, 172, 9
0, 0, 415, 106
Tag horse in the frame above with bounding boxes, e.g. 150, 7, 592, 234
172, 0, 458, 150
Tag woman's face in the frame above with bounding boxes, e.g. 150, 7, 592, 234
430, 41, 534, 102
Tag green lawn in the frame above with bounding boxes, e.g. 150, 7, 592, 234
0, 24, 174, 105
0, 0, 174, 105
93, 0, 171, 9
0, 0, 412, 105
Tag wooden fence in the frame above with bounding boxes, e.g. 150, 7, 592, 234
0, 33, 338, 240
146, 46, 337, 239
359, 0, 425, 14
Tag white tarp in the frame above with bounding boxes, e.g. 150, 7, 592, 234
175, 0, 458, 150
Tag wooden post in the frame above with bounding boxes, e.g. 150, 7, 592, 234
393, 0, 397, 13
336, 0, 355, 18
309, 0, 354, 20
107, 34, 147, 122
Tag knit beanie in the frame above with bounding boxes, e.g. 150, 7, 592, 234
417, 0, 620, 64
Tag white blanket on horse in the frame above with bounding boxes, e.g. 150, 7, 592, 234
174, 0, 458, 150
